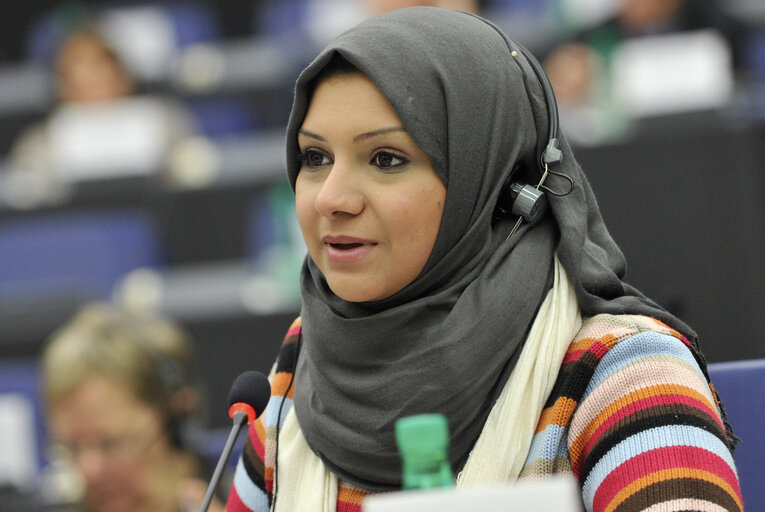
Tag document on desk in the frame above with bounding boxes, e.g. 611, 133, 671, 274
49, 96, 169, 180
0, 394, 38, 489
363, 475, 582, 512
612, 29, 733, 117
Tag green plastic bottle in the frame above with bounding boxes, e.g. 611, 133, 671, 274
395, 413, 455, 490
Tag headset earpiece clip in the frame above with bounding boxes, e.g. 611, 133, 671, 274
542, 138, 562, 166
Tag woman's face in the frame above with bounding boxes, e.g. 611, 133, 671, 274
56, 34, 133, 103
296, 72, 446, 302
49, 376, 177, 512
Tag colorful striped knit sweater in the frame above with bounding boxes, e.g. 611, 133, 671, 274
226, 314, 743, 511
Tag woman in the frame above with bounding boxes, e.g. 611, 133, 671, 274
41, 303, 219, 512
227, 7, 742, 512
7, 28, 197, 208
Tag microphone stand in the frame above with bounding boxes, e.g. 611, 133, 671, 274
197, 411, 248, 512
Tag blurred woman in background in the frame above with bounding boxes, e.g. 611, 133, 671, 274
40, 302, 220, 512
6, 27, 197, 208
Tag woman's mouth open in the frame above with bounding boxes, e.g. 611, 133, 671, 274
323, 236, 376, 262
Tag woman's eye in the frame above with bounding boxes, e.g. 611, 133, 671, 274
302, 149, 331, 168
371, 151, 408, 170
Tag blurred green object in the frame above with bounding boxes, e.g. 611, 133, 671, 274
395, 414, 454, 490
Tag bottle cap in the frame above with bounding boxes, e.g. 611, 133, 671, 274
395, 414, 449, 456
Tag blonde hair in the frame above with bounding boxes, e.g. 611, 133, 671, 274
41, 303, 196, 430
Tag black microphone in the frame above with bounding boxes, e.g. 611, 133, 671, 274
198, 370, 271, 512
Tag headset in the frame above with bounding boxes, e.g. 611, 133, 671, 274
132, 322, 196, 450
493, 43, 572, 238
141, 341, 193, 449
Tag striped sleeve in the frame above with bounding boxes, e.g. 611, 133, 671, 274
337, 481, 368, 511
226, 318, 303, 512
572, 329, 743, 512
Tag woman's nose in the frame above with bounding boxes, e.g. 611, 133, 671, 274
313, 162, 364, 218
75, 448, 109, 484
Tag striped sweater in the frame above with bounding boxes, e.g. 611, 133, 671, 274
226, 314, 743, 511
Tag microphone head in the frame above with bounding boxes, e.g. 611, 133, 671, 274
227, 370, 271, 423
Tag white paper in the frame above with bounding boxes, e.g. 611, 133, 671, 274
49, 97, 169, 180
0, 394, 38, 488
612, 30, 734, 117
363, 475, 582, 512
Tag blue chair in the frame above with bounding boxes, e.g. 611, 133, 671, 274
483, 0, 549, 16
162, 1, 221, 48
254, 0, 310, 40
0, 209, 163, 303
186, 96, 262, 140
745, 30, 765, 83
708, 359, 765, 511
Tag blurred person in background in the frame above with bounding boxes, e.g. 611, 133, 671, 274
363, 0, 479, 14
40, 302, 223, 512
263, 0, 481, 55
543, 0, 741, 144
54, 29, 135, 104
5, 25, 198, 208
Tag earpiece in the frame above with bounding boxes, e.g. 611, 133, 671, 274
494, 43, 563, 235
123, 325, 194, 449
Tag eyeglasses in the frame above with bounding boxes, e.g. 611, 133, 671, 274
53, 424, 164, 464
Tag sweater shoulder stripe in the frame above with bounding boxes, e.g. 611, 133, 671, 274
579, 413, 732, 484
570, 334, 729, 476
585, 394, 722, 450
580, 333, 708, 397
550, 315, 681, 410
592, 446, 742, 512
570, 380, 722, 470
616, 483, 739, 512
580, 426, 739, 510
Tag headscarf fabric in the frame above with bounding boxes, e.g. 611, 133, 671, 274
285, 6, 697, 491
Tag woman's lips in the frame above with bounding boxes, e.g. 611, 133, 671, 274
322, 236, 377, 262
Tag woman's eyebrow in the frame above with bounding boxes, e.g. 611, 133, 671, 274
298, 129, 325, 141
297, 126, 406, 143
353, 126, 406, 143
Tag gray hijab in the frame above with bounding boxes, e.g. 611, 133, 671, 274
284, 7, 697, 490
